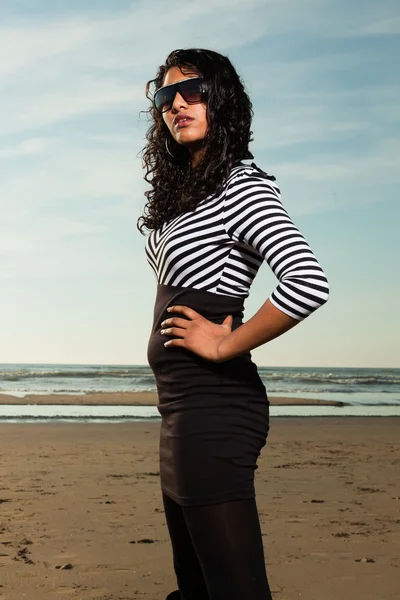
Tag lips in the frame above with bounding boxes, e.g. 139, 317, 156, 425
174, 115, 194, 127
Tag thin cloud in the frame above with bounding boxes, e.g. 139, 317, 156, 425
0, 0, 271, 135
1, 139, 143, 209
0, 137, 51, 158
0, 0, 270, 80
345, 16, 400, 36
14, 80, 143, 133
279, 137, 400, 183
0, 18, 98, 80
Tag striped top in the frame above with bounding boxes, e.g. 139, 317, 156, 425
145, 163, 329, 320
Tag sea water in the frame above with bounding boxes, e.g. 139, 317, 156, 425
0, 364, 399, 421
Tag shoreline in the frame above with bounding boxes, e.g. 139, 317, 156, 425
0, 391, 347, 406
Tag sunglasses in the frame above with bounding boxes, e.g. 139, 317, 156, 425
153, 77, 206, 113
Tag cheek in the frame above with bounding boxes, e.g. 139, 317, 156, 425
162, 113, 174, 134
197, 105, 208, 132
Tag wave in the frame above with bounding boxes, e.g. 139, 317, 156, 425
1, 366, 399, 399
265, 388, 400, 397
0, 415, 162, 422
0, 385, 157, 396
258, 372, 400, 385
0, 370, 154, 380
1, 369, 399, 386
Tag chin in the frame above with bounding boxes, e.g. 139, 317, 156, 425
176, 135, 204, 148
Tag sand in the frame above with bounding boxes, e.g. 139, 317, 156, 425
0, 392, 346, 406
0, 418, 399, 600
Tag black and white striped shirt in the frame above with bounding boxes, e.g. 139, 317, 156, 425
145, 163, 329, 320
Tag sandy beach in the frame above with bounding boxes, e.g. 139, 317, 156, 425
0, 392, 346, 406
0, 417, 399, 600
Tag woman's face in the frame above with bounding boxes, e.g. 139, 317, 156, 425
161, 66, 208, 153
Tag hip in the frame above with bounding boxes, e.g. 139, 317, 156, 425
147, 284, 267, 402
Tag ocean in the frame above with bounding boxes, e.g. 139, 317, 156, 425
0, 363, 399, 422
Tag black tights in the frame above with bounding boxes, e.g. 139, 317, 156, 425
162, 492, 273, 600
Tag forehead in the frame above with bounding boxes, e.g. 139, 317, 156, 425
162, 66, 199, 87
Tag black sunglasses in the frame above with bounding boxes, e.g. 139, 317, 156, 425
153, 77, 206, 113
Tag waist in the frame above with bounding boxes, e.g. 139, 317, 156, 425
151, 284, 245, 328
147, 285, 265, 401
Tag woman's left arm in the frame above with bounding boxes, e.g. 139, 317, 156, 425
161, 171, 329, 362
162, 297, 298, 362
217, 296, 299, 360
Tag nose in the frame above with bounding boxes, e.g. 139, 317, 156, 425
170, 91, 187, 112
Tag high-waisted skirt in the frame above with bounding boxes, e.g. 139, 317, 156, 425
147, 284, 270, 507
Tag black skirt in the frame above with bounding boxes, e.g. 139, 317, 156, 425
147, 284, 270, 506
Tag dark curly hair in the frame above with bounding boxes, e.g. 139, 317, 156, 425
137, 48, 254, 233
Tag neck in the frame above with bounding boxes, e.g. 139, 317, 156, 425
190, 145, 206, 168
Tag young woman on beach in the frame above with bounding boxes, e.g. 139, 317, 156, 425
138, 48, 329, 600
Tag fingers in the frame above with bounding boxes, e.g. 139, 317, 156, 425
161, 307, 198, 348
163, 338, 185, 348
167, 305, 200, 320
222, 315, 233, 328
161, 327, 185, 338
160, 317, 189, 329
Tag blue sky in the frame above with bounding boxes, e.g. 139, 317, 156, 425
1, 0, 399, 367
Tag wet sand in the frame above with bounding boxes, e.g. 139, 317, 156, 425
0, 392, 346, 406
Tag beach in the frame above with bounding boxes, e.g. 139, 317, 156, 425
0, 392, 346, 406
1, 417, 399, 600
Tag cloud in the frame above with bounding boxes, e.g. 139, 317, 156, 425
0, 135, 144, 210
345, 16, 400, 36
2, 0, 398, 135
0, 0, 273, 135
0, 137, 52, 158
0, 131, 148, 279
0, 17, 98, 80
0, 0, 270, 79
279, 137, 400, 183
253, 106, 367, 150
8, 79, 143, 134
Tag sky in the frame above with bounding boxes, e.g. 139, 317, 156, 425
0, 0, 399, 368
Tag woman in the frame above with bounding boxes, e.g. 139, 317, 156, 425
138, 48, 329, 600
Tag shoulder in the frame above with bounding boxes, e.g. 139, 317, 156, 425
223, 163, 281, 205
225, 162, 280, 195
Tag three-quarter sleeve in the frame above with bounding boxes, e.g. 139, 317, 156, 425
222, 168, 329, 320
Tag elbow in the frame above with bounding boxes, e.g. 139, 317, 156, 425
306, 276, 330, 315
323, 275, 330, 303
316, 276, 330, 308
